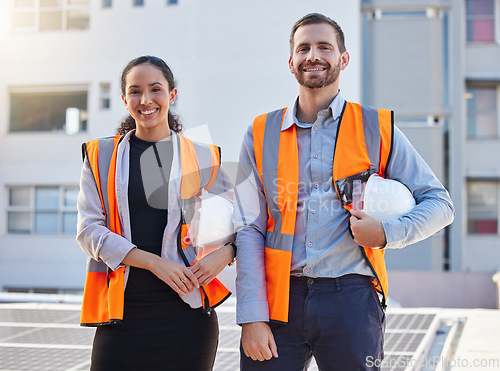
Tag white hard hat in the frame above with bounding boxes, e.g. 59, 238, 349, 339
187, 190, 235, 252
361, 174, 415, 221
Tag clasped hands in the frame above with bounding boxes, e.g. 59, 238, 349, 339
152, 243, 234, 296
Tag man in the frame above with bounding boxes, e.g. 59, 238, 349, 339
233, 13, 454, 370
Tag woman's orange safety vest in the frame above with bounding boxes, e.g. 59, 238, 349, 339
80, 134, 230, 326
252, 102, 393, 324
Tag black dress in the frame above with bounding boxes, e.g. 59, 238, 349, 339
90, 134, 219, 371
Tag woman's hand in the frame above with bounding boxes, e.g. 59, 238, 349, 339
122, 248, 199, 296
189, 244, 234, 286
150, 257, 200, 296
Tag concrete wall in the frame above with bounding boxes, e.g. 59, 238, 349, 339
383, 125, 447, 271
388, 270, 499, 308
365, 15, 444, 116
466, 140, 500, 178
465, 43, 500, 80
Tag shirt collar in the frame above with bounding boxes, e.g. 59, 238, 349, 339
281, 91, 346, 131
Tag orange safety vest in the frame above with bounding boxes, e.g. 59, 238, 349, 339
252, 101, 393, 324
80, 134, 230, 326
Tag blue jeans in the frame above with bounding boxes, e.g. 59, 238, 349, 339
240, 274, 386, 371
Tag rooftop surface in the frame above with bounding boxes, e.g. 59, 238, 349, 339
0, 298, 499, 371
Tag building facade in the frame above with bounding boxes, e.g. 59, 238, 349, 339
362, 0, 500, 273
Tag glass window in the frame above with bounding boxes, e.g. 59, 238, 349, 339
468, 181, 498, 234
466, 86, 498, 139
67, 9, 90, 30
167, 0, 178, 4
39, 11, 63, 31
12, 0, 90, 32
35, 212, 59, 234
466, 0, 495, 42
10, 187, 30, 207
102, 0, 112, 8
14, 0, 35, 7
133, 0, 144, 6
9, 89, 87, 133
41, 0, 62, 7
63, 212, 78, 234
64, 188, 79, 207
7, 186, 78, 235
100, 83, 111, 109
36, 187, 59, 210
379, 10, 428, 19
8, 212, 31, 234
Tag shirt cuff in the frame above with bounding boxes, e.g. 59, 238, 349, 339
100, 235, 137, 271
381, 219, 406, 249
236, 300, 270, 325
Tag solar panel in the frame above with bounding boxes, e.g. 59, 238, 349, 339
0, 303, 445, 371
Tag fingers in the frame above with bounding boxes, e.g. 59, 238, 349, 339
269, 334, 279, 358
244, 347, 272, 361
183, 268, 200, 289
171, 275, 191, 296
241, 322, 278, 362
198, 275, 214, 286
169, 269, 200, 296
350, 215, 358, 226
189, 262, 214, 286
247, 347, 273, 361
349, 209, 367, 219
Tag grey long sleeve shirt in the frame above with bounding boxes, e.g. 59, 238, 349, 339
233, 93, 455, 324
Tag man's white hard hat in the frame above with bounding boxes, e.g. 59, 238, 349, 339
361, 174, 416, 221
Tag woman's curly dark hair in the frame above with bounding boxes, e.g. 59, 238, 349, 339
117, 55, 182, 135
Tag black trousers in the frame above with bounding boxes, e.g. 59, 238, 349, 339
91, 269, 219, 371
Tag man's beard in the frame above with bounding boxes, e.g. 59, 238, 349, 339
294, 58, 341, 89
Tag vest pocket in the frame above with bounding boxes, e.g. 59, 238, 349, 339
335, 169, 373, 207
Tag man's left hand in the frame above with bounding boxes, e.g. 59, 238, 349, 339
349, 210, 387, 248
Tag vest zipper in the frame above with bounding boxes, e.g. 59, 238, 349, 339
359, 246, 387, 310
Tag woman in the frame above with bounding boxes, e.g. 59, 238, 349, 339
76, 55, 236, 370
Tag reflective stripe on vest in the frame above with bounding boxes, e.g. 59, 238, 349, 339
80, 134, 230, 326
177, 135, 230, 314
81, 136, 125, 326
252, 102, 393, 324
253, 107, 298, 324
333, 102, 393, 307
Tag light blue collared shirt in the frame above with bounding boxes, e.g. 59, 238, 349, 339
233, 93, 454, 324
283, 94, 373, 277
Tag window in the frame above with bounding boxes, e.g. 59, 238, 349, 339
468, 181, 499, 234
167, 0, 178, 5
466, 86, 498, 139
7, 186, 78, 235
12, 0, 90, 32
133, 0, 144, 6
102, 0, 112, 8
466, 0, 496, 42
100, 82, 111, 110
9, 87, 87, 133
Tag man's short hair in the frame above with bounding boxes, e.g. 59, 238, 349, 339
289, 13, 346, 55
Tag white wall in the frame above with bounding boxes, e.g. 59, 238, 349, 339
388, 271, 498, 309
